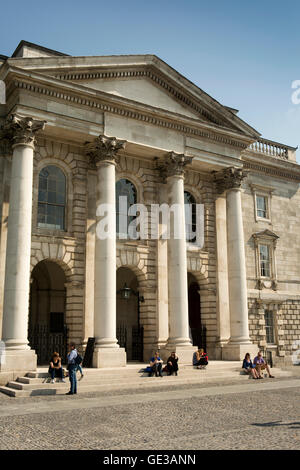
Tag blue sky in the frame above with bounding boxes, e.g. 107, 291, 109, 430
1, 0, 300, 155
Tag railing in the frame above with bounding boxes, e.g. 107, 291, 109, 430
248, 138, 294, 160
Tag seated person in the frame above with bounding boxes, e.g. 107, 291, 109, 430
193, 349, 208, 369
242, 353, 259, 379
253, 351, 274, 379
149, 351, 163, 377
49, 352, 65, 383
166, 352, 179, 376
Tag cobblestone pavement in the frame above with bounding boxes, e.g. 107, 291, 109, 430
0, 378, 299, 450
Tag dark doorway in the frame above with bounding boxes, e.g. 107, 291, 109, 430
116, 267, 143, 361
29, 260, 68, 364
188, 273, 206, 351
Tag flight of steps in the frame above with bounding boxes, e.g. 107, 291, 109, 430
0, 361, 293, 397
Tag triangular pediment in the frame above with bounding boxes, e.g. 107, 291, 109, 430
3, 48, 261, 138
70, 76, 202, 120
253, 230, 280, 240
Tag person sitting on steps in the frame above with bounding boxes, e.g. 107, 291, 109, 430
49, 352, 65, 384
242, 353, 259, 379
149, 351, 163, 377
166, 352, 179, 376
253, 351, 275, 379
193, 348, 208, 369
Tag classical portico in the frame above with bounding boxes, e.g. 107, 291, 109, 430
1, 41, 299, 382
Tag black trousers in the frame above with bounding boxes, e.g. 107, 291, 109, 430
167, 363, 178, 374
149, 363, 162, 376
196, 358, 208, 366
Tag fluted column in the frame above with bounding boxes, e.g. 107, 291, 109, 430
158, 152, 196, 364
86, 135, 127, 367
0, 115, 45, 372
215, 167, 257, 360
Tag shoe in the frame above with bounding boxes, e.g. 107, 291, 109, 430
175, 371, 178, 376
159, 373, 163, 377
61, 379, 66, 383
269, 375, 275, 378
51, 379, 55, 384
65, 391, 74, 395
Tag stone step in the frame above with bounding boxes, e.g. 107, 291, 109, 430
3, 369, 292, 397
0, 375, 254, 397
20, 368, 289, 386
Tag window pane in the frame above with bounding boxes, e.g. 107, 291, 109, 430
38, 165, 66, 231
260, 245, 270, 277
264, 310, 275, 343
184, 191, 196, 243
257, 196, 267, 218
116, 179, 137, 237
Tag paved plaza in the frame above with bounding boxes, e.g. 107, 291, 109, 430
0, 377, 299, 450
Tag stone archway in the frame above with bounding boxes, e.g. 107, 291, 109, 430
29, 260, 68, 364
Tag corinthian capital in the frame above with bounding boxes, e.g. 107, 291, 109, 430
85, 135, 126, 167
157, 151, 193, 180
213, 167, 248, 194
0, 114, 46, 148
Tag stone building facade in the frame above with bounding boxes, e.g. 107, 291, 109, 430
0, 41, 299, 381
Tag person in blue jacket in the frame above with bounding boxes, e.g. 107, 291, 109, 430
242, 353, 259, 379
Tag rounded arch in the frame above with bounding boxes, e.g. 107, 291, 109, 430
116, 171, 145, 205
31, 251, 73, 281
116, 249, 148, 284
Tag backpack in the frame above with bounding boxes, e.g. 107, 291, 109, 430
74, 354, 83, 365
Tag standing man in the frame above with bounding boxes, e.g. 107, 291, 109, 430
66, 343, 78, 395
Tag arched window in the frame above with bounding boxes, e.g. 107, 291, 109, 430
184, 191, 197, 243
37, 165, 66, 230
116, 178, 137, 238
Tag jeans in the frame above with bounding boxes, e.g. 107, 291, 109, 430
76, 364, 83, 375
49, 367, 63, 380
68, 364, 77, 394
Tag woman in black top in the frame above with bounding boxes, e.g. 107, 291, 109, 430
166, 352, 179, 376
49, 352, 65, 383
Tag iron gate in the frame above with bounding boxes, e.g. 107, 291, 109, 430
117, 325, 144, 361
28, 324, 68, 365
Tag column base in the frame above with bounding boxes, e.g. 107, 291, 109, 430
0, 348, 37, 373
160, 345, 197, 365
92, 347, 127, 368
222, 343, 258, 361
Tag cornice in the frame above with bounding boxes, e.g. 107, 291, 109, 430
242, 156, 300, 182
2, 67, 254, 151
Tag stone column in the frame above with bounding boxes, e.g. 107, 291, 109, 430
215, 194, 230, 358
86, 135, 127, 367
158, 152, 197, 364
0, 115, 45, 373
215, 167, 257, 360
